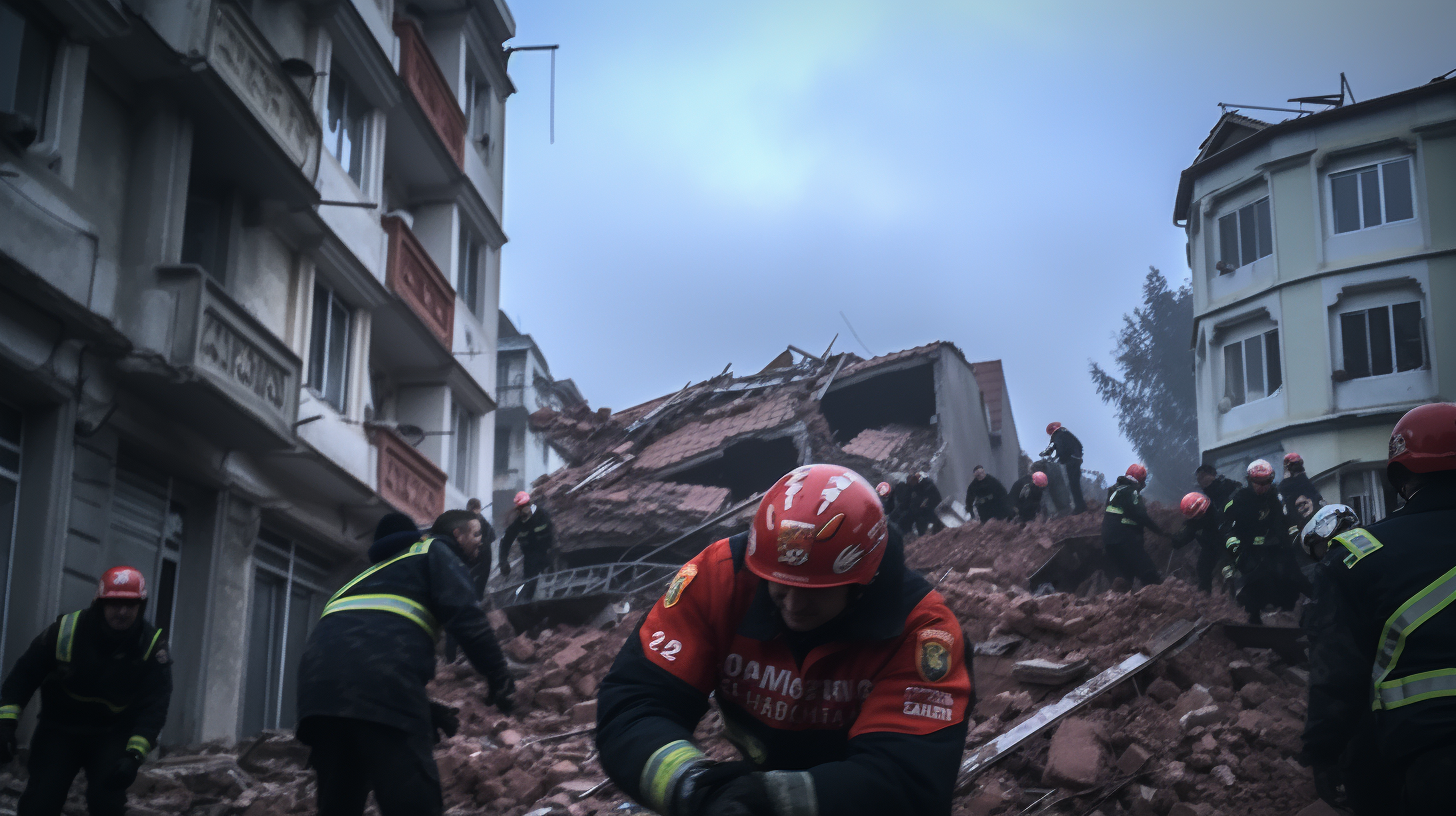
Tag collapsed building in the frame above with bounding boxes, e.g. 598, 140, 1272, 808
517, 342, 1021, 575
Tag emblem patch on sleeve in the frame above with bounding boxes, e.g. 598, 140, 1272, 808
916, 628, 954, 682
662, 564, 698, 608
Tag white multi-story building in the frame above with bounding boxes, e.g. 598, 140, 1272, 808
1175, 76, 1456, 522
0, 0, 515, 742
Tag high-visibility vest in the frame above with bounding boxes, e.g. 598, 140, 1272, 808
319, 539, 440, 639
44, 609, 163, 756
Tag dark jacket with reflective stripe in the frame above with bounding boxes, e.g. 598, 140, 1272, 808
499, 507, 555, 565
296, 534, 508, 738
0, 605, 171, 747
1302, 483, 1456, 767
1101, 477, 1163, 543
1221, 486, 1290, 551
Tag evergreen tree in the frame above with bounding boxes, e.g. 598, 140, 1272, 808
1089, 267, 1197, 502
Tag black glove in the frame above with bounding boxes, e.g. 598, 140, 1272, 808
703, 774, 773, 816
486, 674, 516, 714
1312, 763, 1348, 809
110, 749, 144, 789
672, 761, 756, 816
0, 720, 16, 764
429, 701, 460, 739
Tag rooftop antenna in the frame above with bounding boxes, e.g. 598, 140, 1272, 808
506, 44, 560, 143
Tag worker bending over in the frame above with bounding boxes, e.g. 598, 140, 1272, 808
964, 466, 1013, 523
499, 491, 556, 601
1101, 464, 1165, 589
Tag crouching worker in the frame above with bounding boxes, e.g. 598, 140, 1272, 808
0, 567, 171, 816
596, 464, 973, 816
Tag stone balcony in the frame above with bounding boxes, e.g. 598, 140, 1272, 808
393, 18, 466, 169
382, 215, 455, 350
369, 424, 448, 524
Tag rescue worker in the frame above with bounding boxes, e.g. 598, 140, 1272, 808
1301, 403, 1456, 813
1279, 453, 1326, 542
1006, 470, 1049, 524
0, 566, 172, 816
296, 509, 515, 816
499, 491, 556, 601
887, 479, 914, 531
465, 498, 497, 596
596, 464, 972, 816
875, 481, 894, 517
1223, 459, 1305, 625
1041, 422, 1086, 513
1195, 464, 1240, 513
1171, 492, 1224, 593
1101, 464, 1165, 588
367, 511, 423, 564
964, 466, 1013, 523
904, 472, 946, 536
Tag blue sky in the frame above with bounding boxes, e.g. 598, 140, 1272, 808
496, 0, 1456, 484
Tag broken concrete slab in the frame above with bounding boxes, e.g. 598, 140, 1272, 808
1042, 717, 1108, 788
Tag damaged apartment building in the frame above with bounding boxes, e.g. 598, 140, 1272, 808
515, 343, 1020, 590
0, 0, 517, 744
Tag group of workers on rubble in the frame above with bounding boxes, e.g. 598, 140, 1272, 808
3, 403, 1455, 816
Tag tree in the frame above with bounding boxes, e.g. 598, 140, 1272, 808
1089, 267, 1197, 502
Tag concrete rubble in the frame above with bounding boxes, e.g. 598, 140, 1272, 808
0, 511, 1322, 815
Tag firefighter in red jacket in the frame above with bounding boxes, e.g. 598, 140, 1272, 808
596, 464, 973, 816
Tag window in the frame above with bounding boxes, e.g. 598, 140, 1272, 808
451, 404, 475, 490
1223, 329, 1281, 407
457, 228, 482, 315
1217, 197, 1272, 271
0, 1, 57, 142
242, 532, 332, 737
1339, 301, 1423, 379
494, 427, 511, 473
465, 70, 491, 149
309, 284, 351, 411
0, 403, 20, 668
325, 62, 370, 185
1331, 158, 1414, 234
1341, 469, 1397, 525
181, 185, 229, 283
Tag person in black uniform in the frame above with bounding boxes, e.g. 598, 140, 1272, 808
1101, 464, 1165, 588
466, 497, 497, 597
1041, 422, 1086, 513
0, 566, 172, 816
499, 491, 556, 601
1195, 464, 1240, 512
905, 472, 945, 535
1223, 459, 1305, 625
965, 466, 1013, 523
1279, 453, 1326, 540
1006, 470, 1048, 524
1172, 492, 1224, 593
1301, 403, 1456, 813
296, 509, 515, 816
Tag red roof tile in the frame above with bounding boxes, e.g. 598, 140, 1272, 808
632, 392, 803, 471
970, 359, 1006, 434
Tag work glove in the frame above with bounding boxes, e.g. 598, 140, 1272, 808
429, 701, 460, 740
110, 749, 144, 789
0, 720, 16, 764
1312, 763, 1348, 809
704, 771, 816, 816
671, 760, 756, 816
486, 673, 516, 714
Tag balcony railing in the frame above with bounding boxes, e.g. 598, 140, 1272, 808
393, 18, 466, 169
382, 215, 455, 350
369, 424, 447, 524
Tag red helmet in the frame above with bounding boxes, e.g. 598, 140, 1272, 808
97, 566, 147, 600
875, 482, 891, 497
1125, 463, 1147, 485
1180, 492, 1210, 519
1046, 422, 1062, 436
1247, 459, 1275, 490
747, 464, 888, 588
1031, 471, 1048, 488
1283, 452, 1303, 467
513, 491, 532, 508
1389, 403, 1456, 484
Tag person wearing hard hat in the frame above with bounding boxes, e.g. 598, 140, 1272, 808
1299, 403, 1456, 812
0, 566, 172, 816
595, 464, 973, 816
1172, 492, 1225, 593
1040, 422, 1087, 513
498, 491, 556, 601
1222, 459, 1306, 625
1006, 469, 1049, 524
1101, 464, 1165, 589
964, 466, 1013, 523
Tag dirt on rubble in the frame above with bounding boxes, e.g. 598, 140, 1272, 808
0, 514, 1321, 816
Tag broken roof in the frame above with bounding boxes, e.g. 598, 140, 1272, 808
970, 359, 1008, 435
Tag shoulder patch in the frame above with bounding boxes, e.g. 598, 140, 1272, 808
916, 628, 954, 682
154, 648, 171, 665
662, 564, 698, 608
1334, 528, 1383, 569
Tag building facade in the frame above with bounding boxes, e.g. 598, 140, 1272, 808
491, 311, 581, 531
1175, 77, 1456, 522
0, 0, 515, 744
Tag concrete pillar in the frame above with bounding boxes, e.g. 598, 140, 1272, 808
196, 491, 259, 742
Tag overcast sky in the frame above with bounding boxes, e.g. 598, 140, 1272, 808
496, 0, 1456, 484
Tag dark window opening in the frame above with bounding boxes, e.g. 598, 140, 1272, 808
820, 363, 937, 442
0, 1, 56, 141
662, 436, 800, 502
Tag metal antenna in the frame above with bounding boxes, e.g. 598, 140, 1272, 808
506, 44, 560, 144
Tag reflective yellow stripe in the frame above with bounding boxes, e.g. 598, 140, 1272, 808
143, 629, 163, 661
1336, 529, 1384, 569
641, 739, 705, 813
320, 593, 439, 638
0, 705, 19, 721
61, 690, 129, 713
1105, 506, 1125, 514
1121, 518, 1138, 526
327, 539, 433, 605
56, 611, 81, 663
1371, 553, 1456, 711
126, 735, 151, 756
